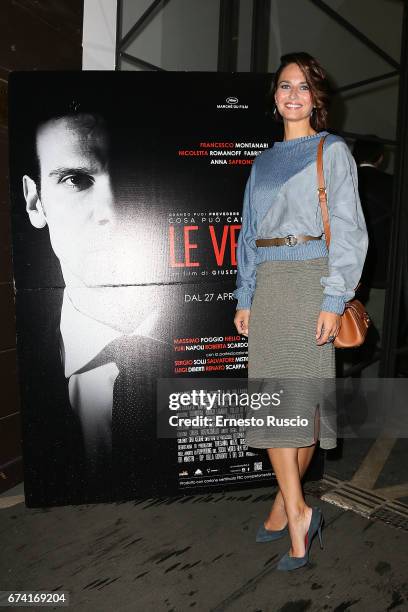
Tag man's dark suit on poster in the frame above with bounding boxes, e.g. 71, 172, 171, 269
16, 290, 177, 507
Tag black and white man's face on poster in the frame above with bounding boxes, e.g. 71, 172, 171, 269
25, 113, 118, 286
23, 111, 159, 333
24, 112, 154, 289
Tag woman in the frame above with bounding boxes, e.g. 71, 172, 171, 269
233, 52, 368, 571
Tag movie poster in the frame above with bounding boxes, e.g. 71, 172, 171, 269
9, 71, 290, 507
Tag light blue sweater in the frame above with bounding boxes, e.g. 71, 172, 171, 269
233, 131, 369, 315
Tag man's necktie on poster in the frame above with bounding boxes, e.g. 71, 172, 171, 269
109, 334, 171, 499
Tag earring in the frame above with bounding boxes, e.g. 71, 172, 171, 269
311, 106, 316, 116
273, 105, 279, 118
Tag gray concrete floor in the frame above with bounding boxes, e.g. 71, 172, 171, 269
1, 478, 408, 611
2, 433, 408, 611
325, 438, 408, 504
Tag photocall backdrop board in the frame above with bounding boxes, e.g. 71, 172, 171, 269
8, 72, 323, 507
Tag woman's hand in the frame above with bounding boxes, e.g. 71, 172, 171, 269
315, 311, 341, 345
234, 309, 250, 337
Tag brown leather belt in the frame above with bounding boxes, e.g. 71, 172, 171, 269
255, 234, 323, 247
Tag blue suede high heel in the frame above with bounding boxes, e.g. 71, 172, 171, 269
276, 506, 324, 570
256, 522, 289, 543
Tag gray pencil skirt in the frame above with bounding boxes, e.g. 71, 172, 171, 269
245, 257, 337, 450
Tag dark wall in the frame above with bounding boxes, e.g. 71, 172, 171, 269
0, 0, 83, 493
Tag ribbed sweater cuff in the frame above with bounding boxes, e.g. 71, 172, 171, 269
236, 294, 252, 310
321, 294, 346, 315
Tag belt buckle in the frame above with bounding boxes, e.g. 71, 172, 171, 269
284, 234, 297, 246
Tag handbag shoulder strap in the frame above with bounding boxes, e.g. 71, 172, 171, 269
317, 135, 331, 249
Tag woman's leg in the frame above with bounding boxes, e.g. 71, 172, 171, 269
267, 447, 313, 557
264, 444, 316, 530
265, 406, 321, 530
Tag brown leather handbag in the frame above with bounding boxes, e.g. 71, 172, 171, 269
317, 135, 371, 348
